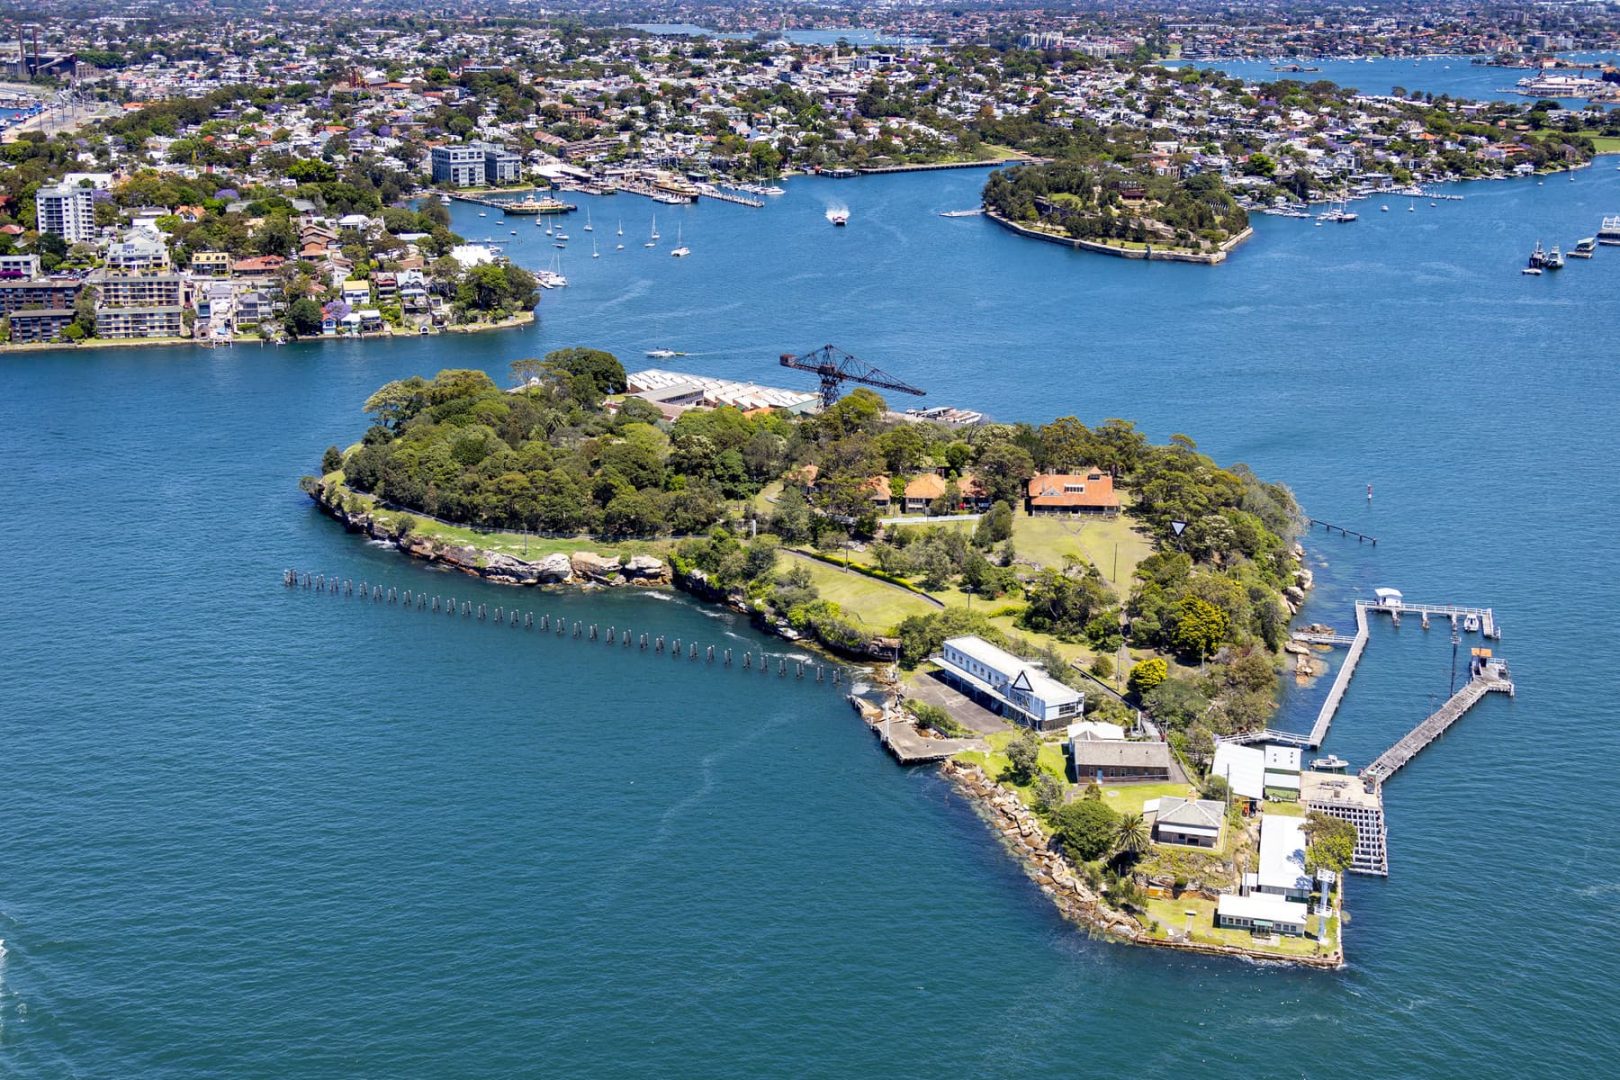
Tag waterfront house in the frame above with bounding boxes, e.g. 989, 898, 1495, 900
1069, 738, 1172, 783
1216, 892, 1308, 936
934, 635, 1084, 732
1254, 815, 1312, 901
1148, 796, 1225, 848
1025, 470, 1120, 516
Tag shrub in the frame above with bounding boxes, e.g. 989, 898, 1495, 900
1127, 657, 1168, 696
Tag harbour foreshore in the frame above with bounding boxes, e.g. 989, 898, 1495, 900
940, 758, 1346, 969
0, 311, 533, 356
985, 207, 1253, 264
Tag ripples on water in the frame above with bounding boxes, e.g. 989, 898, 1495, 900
1, 162, 1617, 1076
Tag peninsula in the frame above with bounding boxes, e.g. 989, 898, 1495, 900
306, 353, 1350, 966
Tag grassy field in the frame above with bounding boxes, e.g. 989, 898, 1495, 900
1093, 781, 1196, 818
1011, 512, 1155, 598
1576, 131, 1620, 154
781, 550, 940, 628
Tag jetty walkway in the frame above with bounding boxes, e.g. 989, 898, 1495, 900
1361, 666, 1514, 786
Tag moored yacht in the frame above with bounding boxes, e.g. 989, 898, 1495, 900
1571, 237, 1597, 258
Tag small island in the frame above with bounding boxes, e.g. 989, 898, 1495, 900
306, 352, 1353, 966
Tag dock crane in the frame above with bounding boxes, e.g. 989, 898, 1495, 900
778, 345, 927, 409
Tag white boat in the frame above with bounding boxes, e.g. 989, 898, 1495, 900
645, 214, 658, 247
1571, 237, 1597, 258
617, 218, 623, 236
1463, 614, 1480, 632
478, 210, 487, 217
592, 238, 600, 259
1545, 245, 1565, 270
827, 208, 849, 226
1522, 266, 1543, 275
584, 209, 593, 232
670, 224, 690, 257
1598, 216, 1620, 245
646, 348, 680, 359
439, 194, 452, 205
1381, 204, 1389, 212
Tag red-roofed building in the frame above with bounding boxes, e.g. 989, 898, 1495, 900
1026, 470, 1119, 516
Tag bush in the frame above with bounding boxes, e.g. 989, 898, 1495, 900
1053, 797, 1120, 862
1090, 654, 1114, 679
1127, 657, 1168, 697
905, 700, 970, 738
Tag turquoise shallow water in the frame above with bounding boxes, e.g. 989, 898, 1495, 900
3, 166, 1619, 1076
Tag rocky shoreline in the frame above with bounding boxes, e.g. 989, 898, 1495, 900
939, 759, 1345, 969
308, 478, 673, 588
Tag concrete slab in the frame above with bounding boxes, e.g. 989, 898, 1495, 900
904, 669, 1015, 737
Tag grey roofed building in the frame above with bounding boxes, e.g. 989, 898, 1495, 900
1069, 738, 1173, 782
1150, 796, 1225, 848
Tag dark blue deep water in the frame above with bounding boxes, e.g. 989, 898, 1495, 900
4, 166, 1618, 1076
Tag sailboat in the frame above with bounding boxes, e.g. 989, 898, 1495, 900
670, 223, 690, 258
644, 214, 658, 248
616, 218, 623, 237
592, 237, 600, 259
584, 209, 593, 232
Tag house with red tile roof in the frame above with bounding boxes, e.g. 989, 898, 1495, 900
1026, 470, 1119, 516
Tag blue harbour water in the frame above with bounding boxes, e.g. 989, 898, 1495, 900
1169, 51, 1620, 108
4, 165, 1620, 1076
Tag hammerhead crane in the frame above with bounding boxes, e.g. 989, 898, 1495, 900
778, 345, 926, 409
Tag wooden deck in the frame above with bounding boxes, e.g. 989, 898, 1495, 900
1361, 672, 1514, 786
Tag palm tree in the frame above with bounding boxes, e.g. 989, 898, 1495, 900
1115, 813, 1150, 857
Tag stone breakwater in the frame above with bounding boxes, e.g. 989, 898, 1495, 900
308, 480, 671, 588
939, 759, 1344, 969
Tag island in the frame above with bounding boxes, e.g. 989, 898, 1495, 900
305, 352, 1349, 966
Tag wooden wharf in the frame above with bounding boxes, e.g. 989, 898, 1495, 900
1361, 666, 1513, 786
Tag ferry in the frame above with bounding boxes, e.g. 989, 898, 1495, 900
1598, 216, 1620, 246
500, 196, 576, 216
1571, 237, 1597, 258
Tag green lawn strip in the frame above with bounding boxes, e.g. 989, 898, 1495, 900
782, 551, 940, 629
1574, 131, 1620, 153
1261, 800, 1306, 818
1094, 781, 1197, 818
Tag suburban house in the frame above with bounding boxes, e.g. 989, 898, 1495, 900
1215, 892, 1308, 937
958, 473, 992, 512
903, 472, 947, 513
934, 635, 1084, 731
1025, 470, 1120, 516
1068, 738, 1172, 783
1147, 796, 1225, 848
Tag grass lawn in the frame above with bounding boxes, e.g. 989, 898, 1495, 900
782, 551, 939, 629
955, 729, 1071, 807
1095, 781, 1197, 818
1262, 800, 1306, 818
1012, 512, 1156, 598
1142, 895, 1336, 957
1575, 131, 1620, 154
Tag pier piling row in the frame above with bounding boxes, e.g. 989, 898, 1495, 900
280, 569, 844, 687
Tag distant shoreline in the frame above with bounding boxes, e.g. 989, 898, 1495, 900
0, 311, 534, 356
